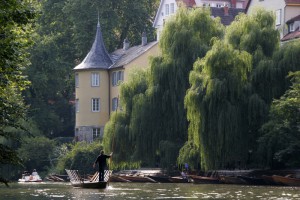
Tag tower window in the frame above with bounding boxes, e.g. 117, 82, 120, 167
112, 97, 119, 111
91, 73, 100, 86
92, 98, 100, 112
75, 73, 79, 87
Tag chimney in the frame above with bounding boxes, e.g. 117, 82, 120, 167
231, 0, 236, 8
142, 31, 147, 46
123, 38, 130, 50
224, 5, 229, 16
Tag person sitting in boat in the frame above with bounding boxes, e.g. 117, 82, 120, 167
93, 150, 113, 182
32, 169, 38, 176
181, 171, 188, 179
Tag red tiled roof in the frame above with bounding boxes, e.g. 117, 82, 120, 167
177, 0, 196, 7
285, 0, 300, 4
281, 28, 300, 41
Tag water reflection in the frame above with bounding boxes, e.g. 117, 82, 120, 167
0, 182, 299, 199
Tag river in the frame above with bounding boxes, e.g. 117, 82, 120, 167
0, 182, 299, 199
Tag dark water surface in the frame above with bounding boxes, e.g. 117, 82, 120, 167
0, 182, 299, 200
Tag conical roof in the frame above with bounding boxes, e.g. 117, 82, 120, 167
74, 21, 113, 70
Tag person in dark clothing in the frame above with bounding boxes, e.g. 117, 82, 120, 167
93, 150, 113, 182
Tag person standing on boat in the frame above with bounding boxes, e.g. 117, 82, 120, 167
93, 150, 113, 182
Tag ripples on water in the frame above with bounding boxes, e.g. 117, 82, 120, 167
0, 182, 299, 200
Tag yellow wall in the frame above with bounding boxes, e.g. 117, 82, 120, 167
109, 43, 160, 112
75, 69, 110, 127
75, 43, 161, 132
124, 43, 160, 81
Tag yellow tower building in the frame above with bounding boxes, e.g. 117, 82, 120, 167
74, 21, 159, 142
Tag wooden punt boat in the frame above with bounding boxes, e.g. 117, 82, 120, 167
219, 175, 246, 185
71, 181, 107, 188
118, 175, 156, 183
261, 175, 283, 186
109, 174, 131, 182
272, 175, 300, 186
189, 175, 220, 184
147, 175, 172, 183
66, 169, 111, 189
237, 175, 267, 185
169, 176, 190, 183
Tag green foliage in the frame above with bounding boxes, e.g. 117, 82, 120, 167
18, 136, 56, 174
185, 40, 252, 170
185, 9, 300, 170
26, 0, 159, 138
56, 141, 103, 175
225, 9, 279, 61
258, 71, 300, 168
103, 7, 224, 169
177, 141, 200, 170
0, 0, 37, 185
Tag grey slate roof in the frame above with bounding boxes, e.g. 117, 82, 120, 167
74, 22, 113, 70
211, 7, 245, 26
109, 41, 158, 69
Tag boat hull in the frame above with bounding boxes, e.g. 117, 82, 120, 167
219, 175, 246, 185
71, 181, 107, 189
190, 175, 220, 184
169, 176, 189, 183
272, 175, 300, 186
147, 175, 172, 183
118, 175, 156, 183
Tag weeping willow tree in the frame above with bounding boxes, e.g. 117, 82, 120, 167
103, 7, 224, 169
184, 8, 300, 170
185, 40, 252, 170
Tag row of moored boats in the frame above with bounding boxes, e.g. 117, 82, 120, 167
108, 173, 300, 186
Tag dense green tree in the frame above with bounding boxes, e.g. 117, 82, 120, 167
104, 7, 224, 169
0, 0, 37, 185
56, 141, 103, 175
18, 136, 56, 175
25, 0, 75, 137
258, 53, 300, 169
185, 9, 300, 170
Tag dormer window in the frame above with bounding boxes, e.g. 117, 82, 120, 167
289, 23, 294, 32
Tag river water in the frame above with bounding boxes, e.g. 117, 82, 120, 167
0, 182, 299, 199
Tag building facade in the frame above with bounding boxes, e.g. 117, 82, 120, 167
246, 0, 300, 39
153, 0, 247, 40
74, 21, 159, 142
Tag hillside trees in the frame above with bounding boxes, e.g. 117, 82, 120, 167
0, 0, 37, 184
103, 7, 224, 169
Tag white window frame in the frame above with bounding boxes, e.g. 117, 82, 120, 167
75, 99, 79, 112
91, 72, 100, 87
112, 71, 124, 86
275, 9, 281, 26
91, 98, 100, 112
75, 73, 79, 88
92, 128, 101, 139
170, 3, 175, 14
165, 4, 169, 16
289, 23, 294, 32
